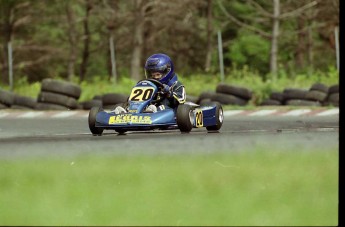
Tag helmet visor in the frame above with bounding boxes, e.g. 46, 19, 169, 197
145, 65, 170, 80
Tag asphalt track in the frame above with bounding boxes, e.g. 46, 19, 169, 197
0, 113, 339, 159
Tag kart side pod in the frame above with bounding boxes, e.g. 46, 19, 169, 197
176, 102, 223, 133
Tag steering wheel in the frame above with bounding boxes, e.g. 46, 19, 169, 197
137, 79, 164, 89
137, 79, 166, 104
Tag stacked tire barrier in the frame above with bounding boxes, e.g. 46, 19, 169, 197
101, 93, 128, 110
260, 83, 339, 107
0, 89, 37, 110
323, 84, 339, 107
0, 80, 339, 110
80, 95, 102, 110
0, 89, 15, 109
12, 94, 37, 109
197, 83, 253, 106
78, 93, 129, 110
36, 78, 82, 110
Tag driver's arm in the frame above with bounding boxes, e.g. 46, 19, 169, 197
170, 81, 186, 104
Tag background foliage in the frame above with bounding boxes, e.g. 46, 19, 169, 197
0, 0, 339, 86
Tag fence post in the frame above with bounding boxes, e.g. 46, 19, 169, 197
109, 35, 117, 84
217, 30, 225, 82
334, 26, 339, 71
8, 42, 13, 91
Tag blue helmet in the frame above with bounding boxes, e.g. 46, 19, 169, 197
144, 53, 175, 85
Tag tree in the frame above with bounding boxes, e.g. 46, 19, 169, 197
217, 0, 318, 76
79, 0, 93, 81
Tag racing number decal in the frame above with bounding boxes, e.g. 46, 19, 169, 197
195, 110, 203, 127
129, 87, 154, 101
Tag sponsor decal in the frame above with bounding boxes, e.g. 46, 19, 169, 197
109, 114, 152, 124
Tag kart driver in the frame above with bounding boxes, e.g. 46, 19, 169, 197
114, 53, 186, 113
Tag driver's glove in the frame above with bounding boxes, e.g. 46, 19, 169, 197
162, 84, 173, 98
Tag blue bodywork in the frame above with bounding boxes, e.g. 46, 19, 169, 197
93, 80, 218, 131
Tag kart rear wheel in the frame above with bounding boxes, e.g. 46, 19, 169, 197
89, 106, 104, 136
206, 102, 223, 131
115, 129, 127, 134
176, 104, 194, 133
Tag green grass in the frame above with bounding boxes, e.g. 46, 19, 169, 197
0, 149, 338, 226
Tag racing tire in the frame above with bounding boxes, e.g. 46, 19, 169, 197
115, 129, 127, 134
89, 106, 104, 136
206, 102, 223, 131
176, 104, 194, 133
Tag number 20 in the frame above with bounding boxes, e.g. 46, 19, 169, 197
129, 88, 154, 101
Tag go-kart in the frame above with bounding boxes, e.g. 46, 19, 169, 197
88, 79, 223, 135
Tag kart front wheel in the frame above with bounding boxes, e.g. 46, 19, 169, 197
206, 102, 223, 131
89, 106, 104, 136
176, 104, 194, 133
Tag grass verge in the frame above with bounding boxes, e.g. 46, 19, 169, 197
0, 148, 338, 226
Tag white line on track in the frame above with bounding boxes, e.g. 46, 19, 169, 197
248, 109, 278, 116
223, 110, 244, 116
18, 111, 45, 118
315, 108, 339, 116
0, 113, 10, 118
51, 111, 78, 118
282, 109, 311, 116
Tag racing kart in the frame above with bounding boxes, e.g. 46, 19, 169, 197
88, 79, 223, 135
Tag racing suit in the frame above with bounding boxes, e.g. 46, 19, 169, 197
158, 80, 186, 110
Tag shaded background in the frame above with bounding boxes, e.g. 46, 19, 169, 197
0, 0, 339, 84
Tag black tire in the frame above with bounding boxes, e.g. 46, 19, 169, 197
11, 105, 33, 110
176, 104, 194, 133
37, 91, 78, 109
0, 89, 15, 106
199, 98, 212, 105
310, 83, 329, 93
206, 102, 223, 131
92, 95, 102, 100
283, 88, 308, 103
115, 129, 127, 134
269, 92, 284, 102
88, 107, 104, 136
0, 103, 9, 109
216, 83, 253, 100
305, 90, 327, 102
14, 95, 37, 109
285, 99, 321, 106
328, 84, 339, 94
260, 99, 281, 106
102, 93, 128, 106
186, 95, 198, 103
212, 93, 247, 106
41, 78, 81, 99
328, 93, 339, 106
197, 91, 216, 104
80, 99, 102, 110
